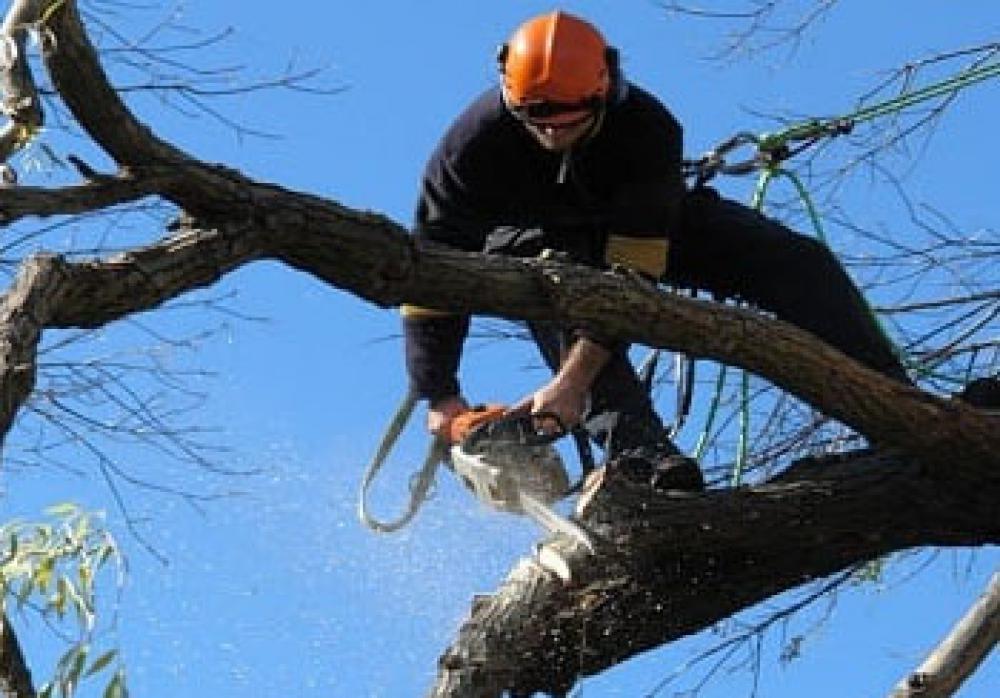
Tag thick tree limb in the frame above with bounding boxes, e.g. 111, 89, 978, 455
14, 3, 998, 469
0, 615, 33, 698
890, 572, 999, 698
40, 0, 184, 170
0, 0, 46, 164
1, 220, 997, 462
428, 450, 999, 697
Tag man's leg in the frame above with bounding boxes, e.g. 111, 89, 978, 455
667, 187, 909, 383
529, 323, 705, 490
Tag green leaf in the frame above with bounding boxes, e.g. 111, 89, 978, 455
45, 503, 80, 519
49, 584, 67, 619
78, 562, 92, 595
54, 644, 81, 672
60, 574, 94, 628
15, 578, 34, 608
34, 524, 52, 546
85, 649, 117, 678
103, 670, 126, 698
34, 555, 55, 593
55, 576, 73, 617
65, 643, 90, 694
72, 515, 90, 547
96, 543, 116, 568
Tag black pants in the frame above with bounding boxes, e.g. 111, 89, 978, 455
530, 187, 907, 463
669, 187, 907, 381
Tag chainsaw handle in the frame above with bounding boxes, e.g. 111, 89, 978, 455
446, 403, 508, 444
448, 404, 567, 444
522, 410, 568, 443
460, 412, 566, 453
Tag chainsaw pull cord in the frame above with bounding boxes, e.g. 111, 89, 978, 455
358, 387, 447, 533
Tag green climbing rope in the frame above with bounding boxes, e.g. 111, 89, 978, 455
688, 57, 1000, 486
731, 167, 830, 487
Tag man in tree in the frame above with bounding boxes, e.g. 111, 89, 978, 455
402, 10, 909, 490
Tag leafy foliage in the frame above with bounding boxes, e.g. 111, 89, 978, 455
1, 504, 126, 697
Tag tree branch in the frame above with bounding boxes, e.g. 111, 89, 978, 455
0, 615, 34, 698
428, 449, 999, 696
890, 572, 1000, 698
0, 174, 164, 223
1, 215, 997, 459
0, 0, 46, 165
39, 0, 186, 169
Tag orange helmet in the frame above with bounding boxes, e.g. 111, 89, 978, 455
498, 11, 611, 116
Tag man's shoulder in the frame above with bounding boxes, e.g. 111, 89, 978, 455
439, 86, 512, 153
618, 83, 681, 124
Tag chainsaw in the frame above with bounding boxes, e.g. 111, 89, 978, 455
358, 390, 594, 552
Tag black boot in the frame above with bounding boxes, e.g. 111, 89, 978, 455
615, 449, 705, 492
651, 454, 706, 492
954, 375, 1000, 411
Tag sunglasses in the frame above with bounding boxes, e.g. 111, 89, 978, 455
511, 99, 601, 128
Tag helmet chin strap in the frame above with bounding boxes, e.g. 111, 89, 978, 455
500, 84, 516, 115
584, 105, 606, 141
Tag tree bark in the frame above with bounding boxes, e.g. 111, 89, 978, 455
890, 572, 1000, 698
0, 0, 46, 163
0, 616, 34, 698
427, 449, 999, 697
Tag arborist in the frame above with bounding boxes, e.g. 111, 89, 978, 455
401, 10, 910, 491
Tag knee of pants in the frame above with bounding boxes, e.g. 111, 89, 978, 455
748, 234, 846, 308
793, 235, 841, 274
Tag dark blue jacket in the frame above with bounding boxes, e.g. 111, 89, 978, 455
405, 83, 685, 401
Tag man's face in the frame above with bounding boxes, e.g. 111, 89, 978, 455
522, 111, 597, 151
509, 98, 599, 151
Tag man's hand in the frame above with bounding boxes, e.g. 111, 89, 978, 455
427, 395, 470, 439
509, 375, 589, 434
510, 337, 611, 433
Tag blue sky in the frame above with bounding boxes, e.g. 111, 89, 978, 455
2, 1, 998, 696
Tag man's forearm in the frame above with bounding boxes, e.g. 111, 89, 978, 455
402, 312, 471, 401
552, 336, 612, 395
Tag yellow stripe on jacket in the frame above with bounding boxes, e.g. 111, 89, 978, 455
400, 304, 456, 319
605, 235, 669, 278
